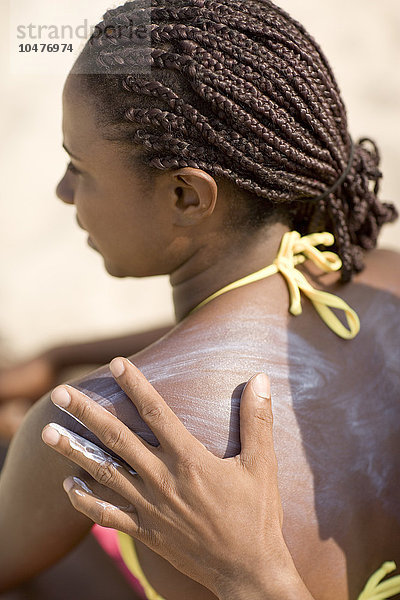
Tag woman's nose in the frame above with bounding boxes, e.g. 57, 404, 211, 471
56, 171, 75, 205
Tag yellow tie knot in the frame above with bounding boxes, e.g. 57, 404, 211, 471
274, 231, 342, 274
273, 231, 360, 339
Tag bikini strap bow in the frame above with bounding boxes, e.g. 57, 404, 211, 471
273, 231, 360, 339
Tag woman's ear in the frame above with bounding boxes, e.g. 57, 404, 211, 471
171, 168, 218, 226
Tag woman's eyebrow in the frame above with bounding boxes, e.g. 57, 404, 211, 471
62, 142, 82, 161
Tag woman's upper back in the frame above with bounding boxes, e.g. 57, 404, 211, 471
71, 247, 400, 599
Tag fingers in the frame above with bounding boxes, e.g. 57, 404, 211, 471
63, 476, 164, 551
109, 358, 202, 456
49, 384, 160, 479
42, 422, 144, 503
238, 373, 277, 473
62, 476, 141, 533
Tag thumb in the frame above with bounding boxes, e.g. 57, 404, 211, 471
239, 373, 275, 472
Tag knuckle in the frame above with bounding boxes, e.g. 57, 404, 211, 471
157, 474, 174, 497
178, 457, 196, 473
96, 503, 112, 528
101, 425, 127, 453
126, 377, 141, 397
239, 452, 258, 470
142, 527, 162, 550
176, 456, 204, 477
93, 460, 117, 486
140, 402, 163, 424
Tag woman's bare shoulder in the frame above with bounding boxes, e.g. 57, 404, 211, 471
65, 312, 265, 458
3, 294, 282, 518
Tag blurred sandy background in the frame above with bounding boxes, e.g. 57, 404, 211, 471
1, 0, 399, 361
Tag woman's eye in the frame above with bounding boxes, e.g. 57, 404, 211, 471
67, 161, 81, 175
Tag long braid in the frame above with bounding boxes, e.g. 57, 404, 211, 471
75, 0, 397, 281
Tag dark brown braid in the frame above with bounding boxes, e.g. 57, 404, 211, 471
73, 0, 397, 282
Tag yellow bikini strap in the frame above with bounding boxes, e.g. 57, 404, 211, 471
358, 562, 400, 600
117, 531, 165, 600
192, 231, 360, 340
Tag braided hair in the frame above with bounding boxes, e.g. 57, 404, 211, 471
73, 0, 397, 282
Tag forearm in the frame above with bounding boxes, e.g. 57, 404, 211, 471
46, 324, 173, 370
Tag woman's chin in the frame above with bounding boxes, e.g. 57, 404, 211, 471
103, 260, 128, 278
87, 241, 127, 278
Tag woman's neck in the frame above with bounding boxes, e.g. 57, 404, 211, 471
170, 222, 289, 322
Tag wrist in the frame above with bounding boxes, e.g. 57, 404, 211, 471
215, 546, 314, 600
218, 572, 314, 600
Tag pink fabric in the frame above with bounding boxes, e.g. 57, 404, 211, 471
91, 524, 147, 598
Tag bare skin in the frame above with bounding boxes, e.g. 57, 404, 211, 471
43, 364, 315, 600
0, 75, 399, 599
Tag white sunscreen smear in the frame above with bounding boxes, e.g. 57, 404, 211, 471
95, 501, 119, 511
72, 477, 93, 494
71, 475, 134, 512
48, 422, 122, 469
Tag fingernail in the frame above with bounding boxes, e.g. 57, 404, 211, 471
110, 357, 125, 378
42, 425, 61, 446
252, 373, 270, 399
63, 477, 74, 493
51, 387, 71, 408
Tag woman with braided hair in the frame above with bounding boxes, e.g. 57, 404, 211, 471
0, 0, 399, 598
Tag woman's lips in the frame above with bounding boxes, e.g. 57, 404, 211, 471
87, 236, 98, 250
76, 217, 97, 250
